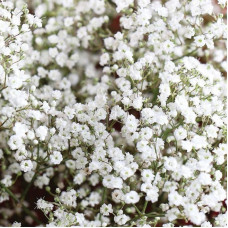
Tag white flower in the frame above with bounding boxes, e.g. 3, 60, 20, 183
145, 186, 159, 203
168, 191, 183, 206
125, 115, 139, 132
100, 203, 113, 216
112, 189, 124, 203
52, 90, 62, 100
181, 140, 193, 152
125, 191, 140, 204
64, 17, 74, 27
1, 175, 12, 187
112, 0, 134, 13
37, 199, 54, 211
191, 135, 208, 150
50, 151, 63, 165
100, 53, 110, 66
215, 213, 227, 227
174, 127, 187, 140
60, 189, 77, 207
164, 157, 178, 171
114, 211, 130, 225
8, 135, 23, 150
184, 204, 206, 225
120, 167, 134, 180
36, 126, 48, 141
64, 106, 75, 119
201, 221, 212, 227
163, 40, 175, 53
73, 171, 86, 185
0, 0, 226, 226
194, 35, 206, 47
185, 26, 195, 39
20, 160, 33, 172
132, 96, 143, 109
103, 175, 123, 189
141, 169, 155, 182
12, 222, 21, 227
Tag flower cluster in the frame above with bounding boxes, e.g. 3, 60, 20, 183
0, 0, 227, 227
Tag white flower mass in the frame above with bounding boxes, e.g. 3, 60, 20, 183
0, 0, 227, 227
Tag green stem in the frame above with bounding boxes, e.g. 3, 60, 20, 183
99, 187, 107, 221
133, 204, 142, 215
146, 212, 165, 217
12, 173, 21, 185
0, 183, 18, 203
101, 187, 107, 204
142, 200, 148, 214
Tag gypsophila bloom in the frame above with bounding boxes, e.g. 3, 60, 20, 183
100, 204, 113, 216
125, 191, 140, 204
12, 222, 21, 227
50, 151, 63, 165
0, 0, 226, 227
20, 160, 33, 173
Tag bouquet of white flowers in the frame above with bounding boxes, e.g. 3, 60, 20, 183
0, 0, 227, 227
